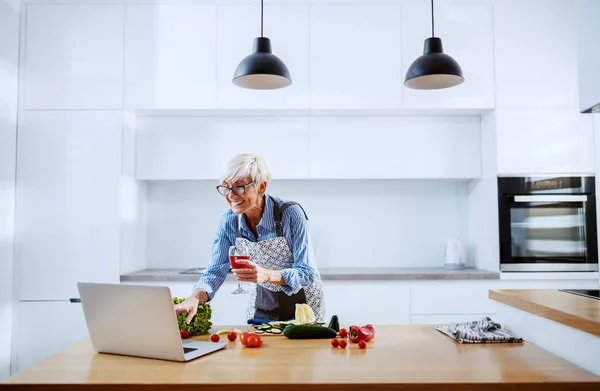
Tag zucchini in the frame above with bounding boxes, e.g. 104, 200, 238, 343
283, 324, 337, 339
328, 315, 340, 332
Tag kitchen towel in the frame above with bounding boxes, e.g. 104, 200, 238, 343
436, 317, 523, 344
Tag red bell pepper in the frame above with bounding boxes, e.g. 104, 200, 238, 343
348, 324, 375, 343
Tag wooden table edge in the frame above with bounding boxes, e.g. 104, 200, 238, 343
488, 289, 600, 337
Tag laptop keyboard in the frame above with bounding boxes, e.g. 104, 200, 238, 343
183, 347, 198, 354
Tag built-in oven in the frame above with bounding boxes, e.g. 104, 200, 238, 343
498, 176, 598, 272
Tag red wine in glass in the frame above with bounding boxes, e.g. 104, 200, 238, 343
229, 255, 250, 269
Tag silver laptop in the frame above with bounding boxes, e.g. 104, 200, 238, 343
77, 282, 227, 362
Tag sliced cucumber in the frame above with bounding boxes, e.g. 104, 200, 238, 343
254, 329, 265, 334
268, 328, 282, 334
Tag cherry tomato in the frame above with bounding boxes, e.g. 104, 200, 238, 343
240, 332, 249, 346
339, 328, 348, 338
180, 330, 189, 339
331, 339, 339, 348
246, 334, 263, 348
338, 339, 347, 349
358, 340, 367, 349
210, 333, 220, 342
227, 332, 237, 342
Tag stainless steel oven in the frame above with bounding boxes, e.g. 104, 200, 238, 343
498, 176, 598, 272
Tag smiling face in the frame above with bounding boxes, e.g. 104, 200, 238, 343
222, 176, 267, 216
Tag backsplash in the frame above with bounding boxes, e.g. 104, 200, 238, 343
146, 179, 469, 269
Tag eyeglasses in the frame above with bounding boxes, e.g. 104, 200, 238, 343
216, 182, 255, 196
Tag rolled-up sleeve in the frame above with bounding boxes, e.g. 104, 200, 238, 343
192, 212, 233, 301
279, 205, 317, 295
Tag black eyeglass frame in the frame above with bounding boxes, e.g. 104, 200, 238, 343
216, 181, 256, 196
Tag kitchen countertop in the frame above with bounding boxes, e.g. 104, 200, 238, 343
489, 289, 600, 337
2, 325, 598, 391
120, 267, 500, 282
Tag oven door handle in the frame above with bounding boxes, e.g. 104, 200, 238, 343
513, 195, 588, 202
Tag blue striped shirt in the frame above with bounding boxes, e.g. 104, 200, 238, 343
193, 194, 318, 301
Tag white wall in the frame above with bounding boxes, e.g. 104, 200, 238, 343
0, 0, 20, 381
146, 179, 470, 269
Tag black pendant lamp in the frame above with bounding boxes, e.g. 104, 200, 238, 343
404, 0, 464, 90
232, 0, 291, 90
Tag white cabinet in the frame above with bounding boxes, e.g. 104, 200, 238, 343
323, 282, 411, 326
135, 116, 310, 180
124, 5, 217, 110
410, 285, 499, 316
217, 5, 309, 109
16, 301, 89, 373
494, 2, 579, 109
401, 2, 494, 109
309, 5, 402, 109
309, 116, 481, 179
496, 109, 595, 175
15, 111, 122, 301
24, 5, 124, 110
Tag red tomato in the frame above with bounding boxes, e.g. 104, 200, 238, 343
358, 340, 367, 349
210, 334, 220, 342
227, 332, 237, 342
339, 328, 348, 338
246, 334, 263, 348
331, 339, 339, 348
338, 339, 347, 349
240, 332, 249, 346
180, 330, 189, 339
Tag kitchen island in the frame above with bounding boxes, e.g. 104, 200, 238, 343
490, 289, 600, 376
2, 325, 599, 391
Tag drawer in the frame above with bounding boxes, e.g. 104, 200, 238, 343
410, 286, 499, 315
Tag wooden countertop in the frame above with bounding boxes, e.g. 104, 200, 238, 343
489, 289, 600, 337
2, 325, 599, 391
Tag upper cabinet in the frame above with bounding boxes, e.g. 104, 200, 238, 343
309, 116, 481, 179
25, 5, 124, 110
494, 1, 579, 109
495, 109, 595, 175
216, 5, 310, 109
124, 5, 218, 110
135, 116, 311, 180
401, 2, 494, 110
309, 5, 403, 109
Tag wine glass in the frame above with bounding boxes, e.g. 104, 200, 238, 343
229, 245, 249, 294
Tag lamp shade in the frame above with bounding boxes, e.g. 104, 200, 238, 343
404, 37, 464, 90
232, 37, 291, 90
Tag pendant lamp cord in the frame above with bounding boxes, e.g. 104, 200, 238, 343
431, 0, 435, 37
261, 0, 264, 37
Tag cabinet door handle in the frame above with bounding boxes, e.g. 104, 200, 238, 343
70, 298, 81, 303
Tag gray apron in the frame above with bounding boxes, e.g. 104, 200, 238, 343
237, 196, 326, 322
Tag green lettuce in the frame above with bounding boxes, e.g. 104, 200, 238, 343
173, 297, 213, 336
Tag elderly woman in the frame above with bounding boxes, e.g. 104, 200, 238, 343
174, 153, 325, 324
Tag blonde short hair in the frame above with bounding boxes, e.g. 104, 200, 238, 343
220, 153, 272, 185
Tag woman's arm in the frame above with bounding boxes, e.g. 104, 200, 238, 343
191, 212, 234, 302
278, 204, 317, 295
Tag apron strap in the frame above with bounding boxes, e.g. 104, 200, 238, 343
270, 195, 309, 237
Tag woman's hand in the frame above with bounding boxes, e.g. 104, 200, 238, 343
174, 293, 205, 324
233, 259, 270, 283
